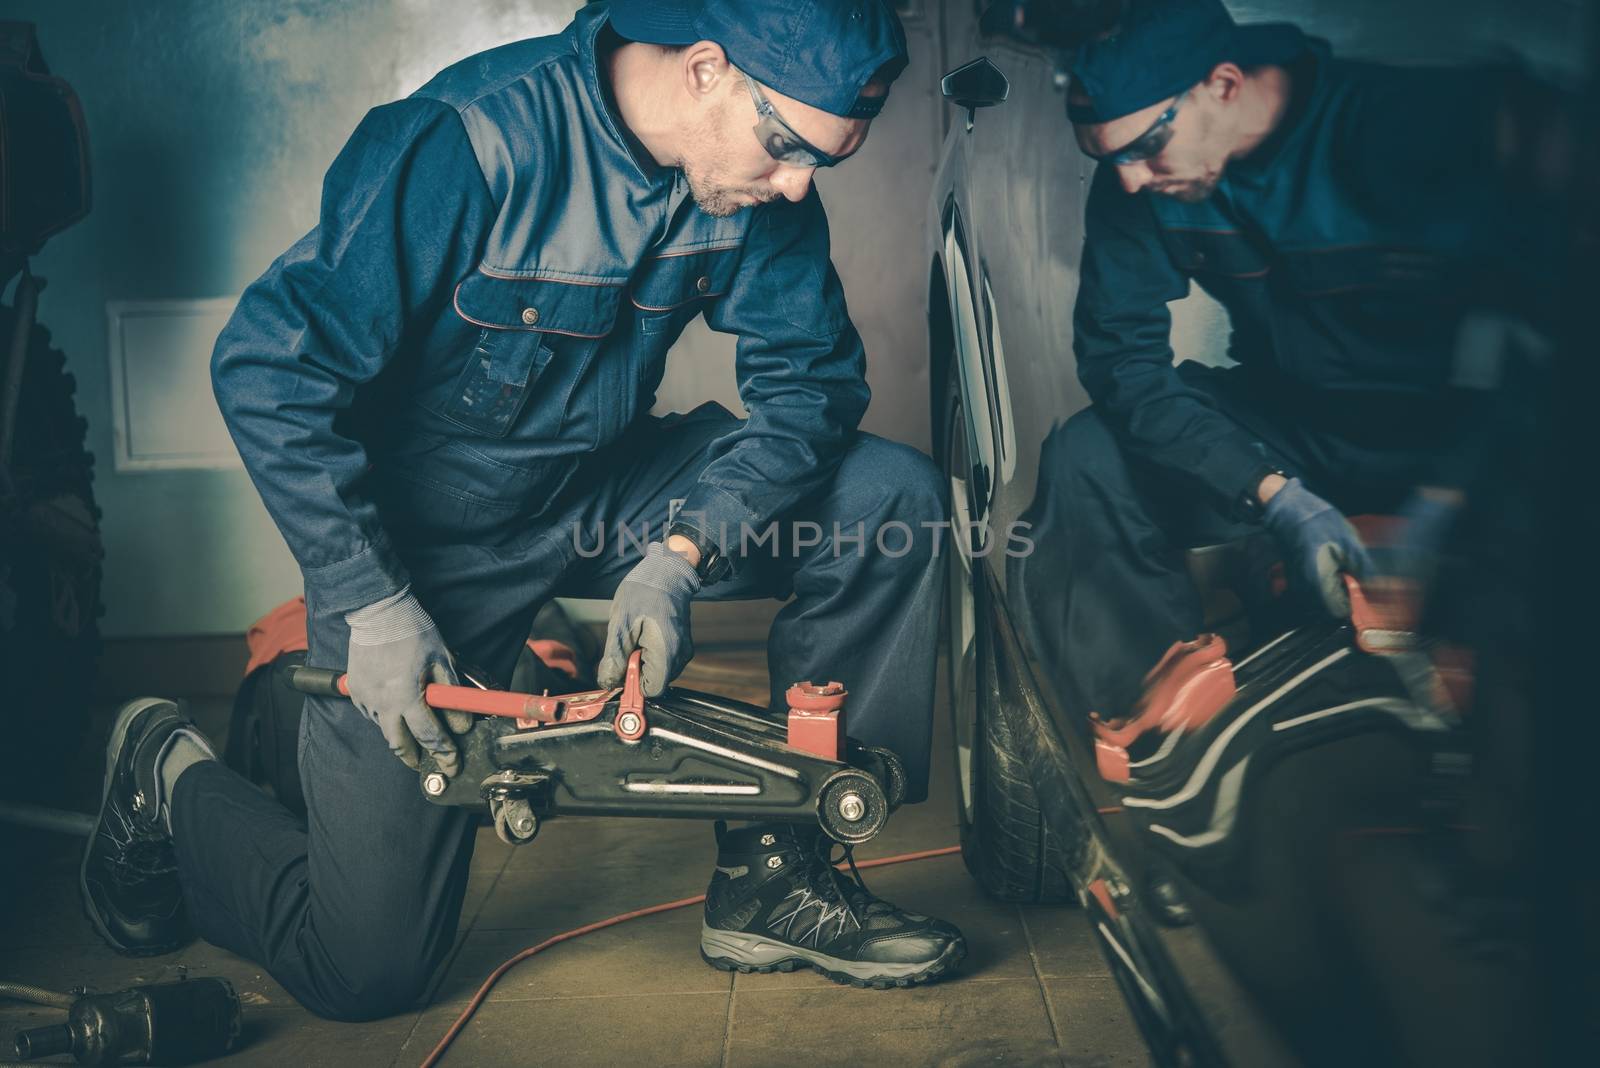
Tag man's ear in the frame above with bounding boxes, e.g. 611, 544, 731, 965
682, 40, 732, 101
1205, 61, 1246, 104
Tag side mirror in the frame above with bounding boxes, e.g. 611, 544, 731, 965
941, 58, 1010, 133
941, 57, 1010, 111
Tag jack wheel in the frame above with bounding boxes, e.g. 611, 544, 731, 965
863, 746, 908, 810
817, 770, 888, 845
491, 798, 540, 846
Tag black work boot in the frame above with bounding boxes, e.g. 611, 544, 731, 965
80, 698, 204, 956
700, 822, 966, 988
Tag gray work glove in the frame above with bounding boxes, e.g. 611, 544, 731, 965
344, 586, 471, 775
597, 543, 700, 697
1260, 477, 1373, 618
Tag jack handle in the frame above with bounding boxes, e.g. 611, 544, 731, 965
287, 648, 645, 724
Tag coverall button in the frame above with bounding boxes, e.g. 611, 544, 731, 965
521, 307, 540, 325
695, 275, 710, 293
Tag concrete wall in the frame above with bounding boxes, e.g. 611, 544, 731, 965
8, 1, 943, 636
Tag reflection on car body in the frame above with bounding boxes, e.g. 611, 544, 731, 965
928, 2, 1581, 1064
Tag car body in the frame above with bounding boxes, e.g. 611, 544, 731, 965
924, 3, 1547, 1064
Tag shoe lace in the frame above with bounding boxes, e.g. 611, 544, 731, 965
799, 835, 886, 929
110, 836, 178, 884
99, 806, 177, 883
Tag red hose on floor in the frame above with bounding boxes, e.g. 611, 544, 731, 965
419, 844, 962, 1068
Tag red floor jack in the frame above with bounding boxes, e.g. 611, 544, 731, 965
289, 649, 908, 847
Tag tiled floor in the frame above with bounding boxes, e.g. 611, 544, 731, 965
0, 647, 1152, 1067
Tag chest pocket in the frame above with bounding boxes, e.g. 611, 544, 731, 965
1159, 227, 1272, 280
1277, 246, 1450, 299
448, 272, 624, 437
620, 246, 742, 419
628, 245, 741, 324
1275, 245, 1460, 387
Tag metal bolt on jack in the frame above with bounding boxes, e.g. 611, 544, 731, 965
423, 773, 447, 797
838, 792, 866, 822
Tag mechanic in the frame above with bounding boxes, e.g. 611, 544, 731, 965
1022, 0, 1521, 722
79, 0, 965, 1021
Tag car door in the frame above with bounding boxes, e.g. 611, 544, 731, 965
939, 4, 1090, 597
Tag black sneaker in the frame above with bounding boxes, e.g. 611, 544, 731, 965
700, 822, 966, 988
80, 698, 200, 956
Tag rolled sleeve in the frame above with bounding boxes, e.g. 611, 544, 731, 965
211, 97, 498, 613
1073, 165, 1269, 512
686, 188, 871, 563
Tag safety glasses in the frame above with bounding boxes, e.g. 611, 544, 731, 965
744, 76, 846, 169
1085, 90, 1187, 166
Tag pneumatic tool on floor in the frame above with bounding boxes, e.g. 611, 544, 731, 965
5, 977, 241, 1066
289, 650, 907, 847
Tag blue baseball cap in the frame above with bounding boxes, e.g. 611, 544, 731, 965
607, 0, 909, 119
1067, 0, 1306, 124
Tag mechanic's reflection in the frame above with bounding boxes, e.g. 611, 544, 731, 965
1012, 0, 1541, 722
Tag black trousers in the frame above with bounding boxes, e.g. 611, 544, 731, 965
170, 403, 945, 1021
1011, 363, 1447, 721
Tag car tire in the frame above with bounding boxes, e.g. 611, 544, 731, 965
942, 365, 1072, 904
0, 307, 104, 805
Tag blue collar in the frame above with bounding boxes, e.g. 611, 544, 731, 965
1226, 37, 1328, 184
574, 3, 673, 187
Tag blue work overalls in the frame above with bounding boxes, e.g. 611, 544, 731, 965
182, 4, 943, 1020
